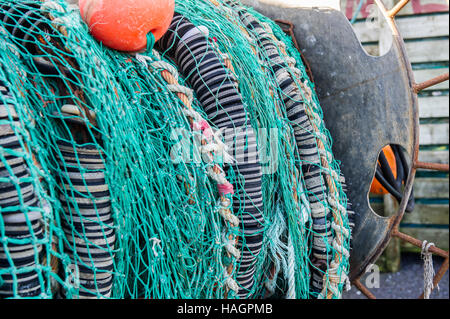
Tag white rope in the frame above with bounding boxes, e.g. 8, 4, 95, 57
219, 198, 239, 226
149, 237, 162, 257
264, 278, 276, 295
51, 16, 72, 30
331, 221, 350, 241
223, 270, 240, 294
315, 131, 330, 145
421, 240, 438, 299
0, 29, 22, 59
285, 235, 296, 299
182, 108, 204, 123
328, 195, 348, 215
224, 240, 241, 259
332, 239, 350, 259
206, 166, 228, 185
317, 259, 350, 299
150, 60, 180, 82
166, 84, 194, 105
65, 263, 80, 290
41, 0, 66, 14
211, 128, 235, 164
219, 207, 239, 227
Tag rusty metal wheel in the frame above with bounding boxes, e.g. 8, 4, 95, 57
242, 0, 448, 299
352, 0, 449, 299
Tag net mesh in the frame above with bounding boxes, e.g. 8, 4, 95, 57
0, 0, 352, 299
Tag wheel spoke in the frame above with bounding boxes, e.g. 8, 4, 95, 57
414, 161, 449, 172
388, 0, 411, 18
414, 72, 450, 93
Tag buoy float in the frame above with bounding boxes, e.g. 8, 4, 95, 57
79, 0, 175, 52
370, 145, 397, 195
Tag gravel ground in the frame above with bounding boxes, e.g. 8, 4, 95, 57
343, 253, 449, 299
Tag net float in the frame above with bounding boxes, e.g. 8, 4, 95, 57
79, 0, 175, 52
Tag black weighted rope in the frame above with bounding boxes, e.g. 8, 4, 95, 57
375, 145, 415, 213
1, 78, 44, 298
157, 12, 265, 298
227, 4, 355, 295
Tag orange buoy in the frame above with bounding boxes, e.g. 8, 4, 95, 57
370, 145, 397, 195
79, 0, 175, 52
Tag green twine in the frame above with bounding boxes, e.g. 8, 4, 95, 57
0, 0, 351, 299
146, 32, 156, 53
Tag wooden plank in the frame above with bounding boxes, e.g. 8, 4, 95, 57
362, 43, 379, 56
400, 227, 449, 251
362, 39, 449, 61
379, 0, 395, 56
419, 95, 449, 118
352, 21, 385, 45
397, 14, 449, 39
378, 194, 401, 272
418, 149, 449, 163
342, 0, 449, 20
414, 177, 449, 198
371, 202, 449, 225
402, 204, 449, 224
406, 39, 449, 63
352, 14, 449, 43
370, 177, 450, 201
419, 123, 449, 145
415, 69, 449, 91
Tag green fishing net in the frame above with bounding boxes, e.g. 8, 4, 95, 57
0, 0, 351, 299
